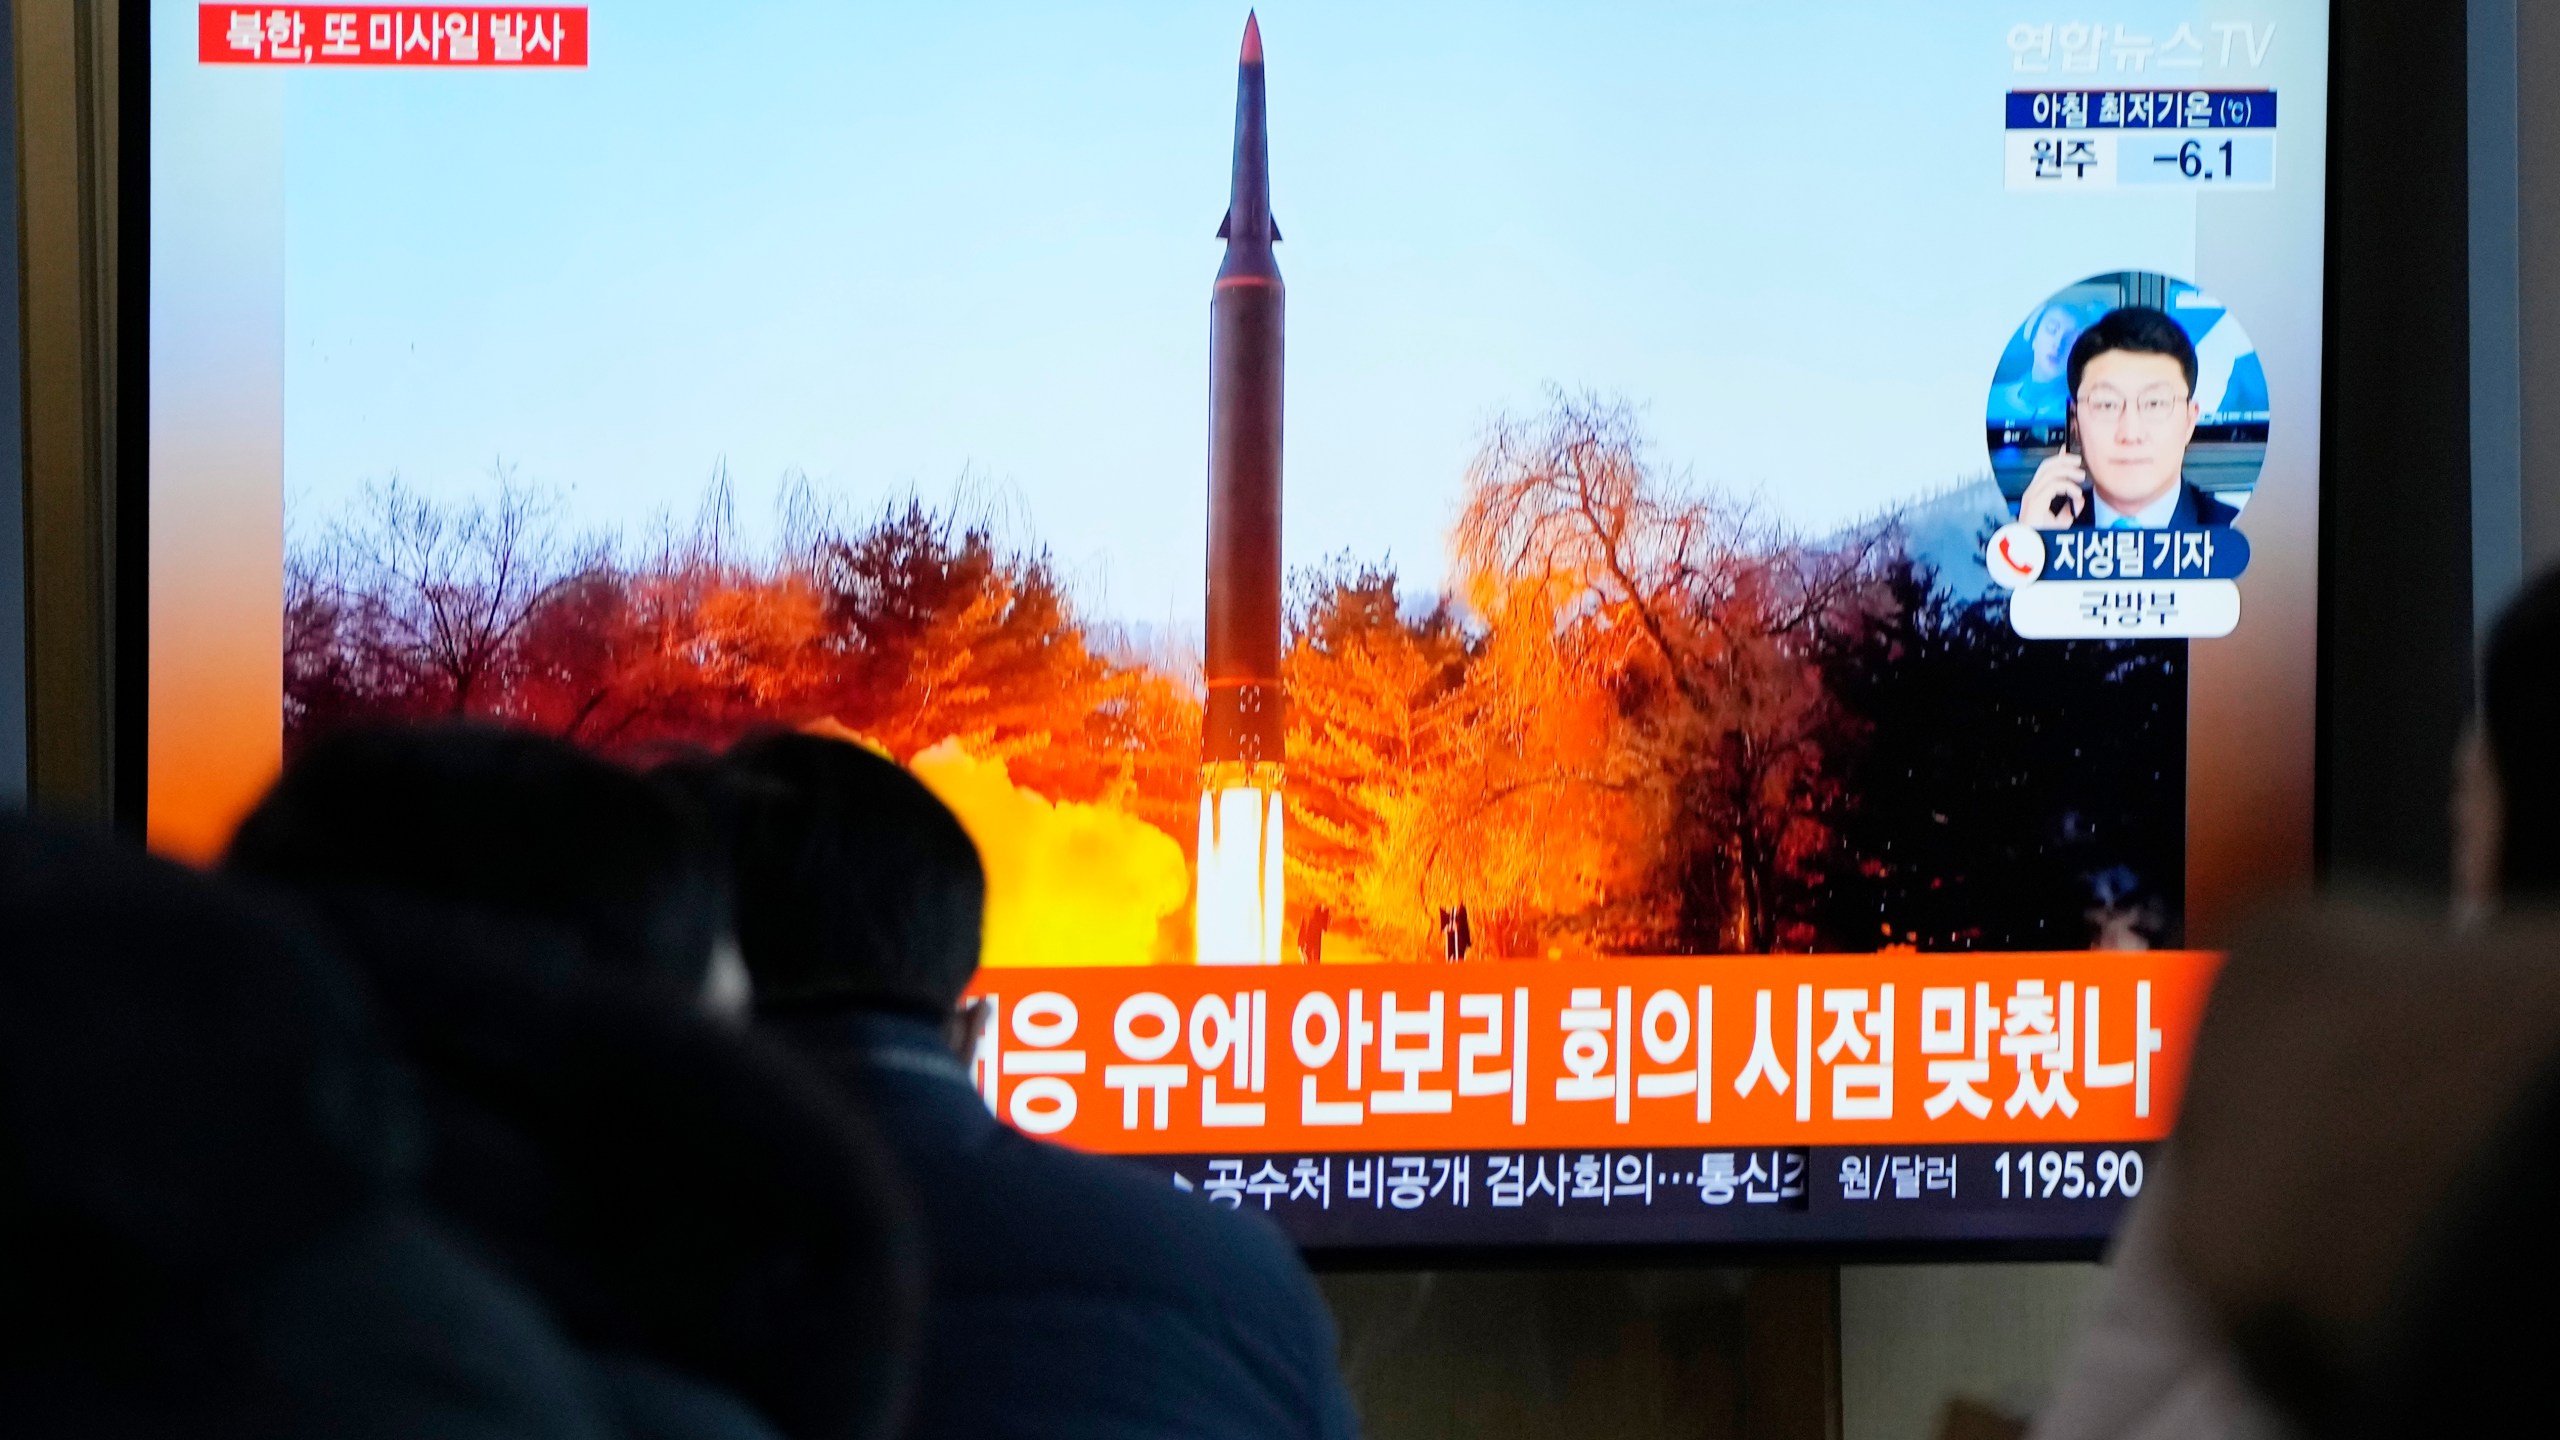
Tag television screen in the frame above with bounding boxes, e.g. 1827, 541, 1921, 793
150, 0, 2326, 1251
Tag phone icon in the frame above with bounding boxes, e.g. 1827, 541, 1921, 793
1986, 523, 2045, 589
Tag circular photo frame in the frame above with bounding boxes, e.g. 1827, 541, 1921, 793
1986, 271, 2268, 530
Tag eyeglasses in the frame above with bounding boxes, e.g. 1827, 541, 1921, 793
2077, 388, 2191, 425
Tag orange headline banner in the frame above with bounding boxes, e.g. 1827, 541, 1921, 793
963, 952, 2219, 1155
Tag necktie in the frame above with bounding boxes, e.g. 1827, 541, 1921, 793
2109, 517, 2136, 530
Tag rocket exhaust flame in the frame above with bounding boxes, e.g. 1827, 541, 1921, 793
1197, 767, 1285, 966
1197, 12, 1287, 965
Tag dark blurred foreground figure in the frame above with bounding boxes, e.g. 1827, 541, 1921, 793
716, 732, 1361, 1440
2031, 563, 2560, 1440
2344, 1009, 2560, 1438
2167, 905, 2560, 1439
2455, 561, 2560, 916
224, 724, 920, 1440
0, 815, 614, 1437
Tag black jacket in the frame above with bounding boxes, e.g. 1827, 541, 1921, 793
764, 1007, 1359, 1440
296, 894, 922, 1440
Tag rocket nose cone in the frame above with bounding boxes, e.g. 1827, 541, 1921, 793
1241, 11, 1263, 64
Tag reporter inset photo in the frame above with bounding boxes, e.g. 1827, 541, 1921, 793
1986, 273, 2269, 530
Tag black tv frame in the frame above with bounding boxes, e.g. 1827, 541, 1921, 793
112, 0, 2479, 1267
116, 0, 151, 835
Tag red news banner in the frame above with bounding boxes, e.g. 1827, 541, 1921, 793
198, 6, 587, 66
965, 953, 2218, 1155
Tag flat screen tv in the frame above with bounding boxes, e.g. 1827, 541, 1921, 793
148, 0, 2327, 1254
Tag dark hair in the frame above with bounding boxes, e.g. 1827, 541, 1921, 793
2483, 565, 2560, 901
2066, 304, 2199, 397
715, 732, 985, 1014
223, 724, 725, 990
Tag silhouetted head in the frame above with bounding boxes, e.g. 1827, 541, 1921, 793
224, 724, 726, 993
2463, 565, 2560, 909
714, 732, 985, 1016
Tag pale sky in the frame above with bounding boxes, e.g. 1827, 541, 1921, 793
260, 0, 2317, 629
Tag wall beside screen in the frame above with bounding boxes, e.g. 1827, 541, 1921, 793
3, 10, 28, 806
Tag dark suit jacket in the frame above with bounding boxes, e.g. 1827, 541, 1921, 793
2070, 479, 2241, 528
766, 1008, 1359, 1440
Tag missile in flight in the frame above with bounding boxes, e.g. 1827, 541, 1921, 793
1196, 11, 1287, 965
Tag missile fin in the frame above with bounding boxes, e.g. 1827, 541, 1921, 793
1217, 208, 1231, 240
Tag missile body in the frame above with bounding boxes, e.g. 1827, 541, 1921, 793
1195, 14, 1286, 965
1202, 12, 1283, 772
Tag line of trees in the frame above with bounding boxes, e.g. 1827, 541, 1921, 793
287, 394, 2184, 961
1282, 393, 2181, 959
286, 471, 1200, 843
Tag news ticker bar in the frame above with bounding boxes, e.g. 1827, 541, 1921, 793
962, 953, 2217, 1157
198, 6, 588, 65
1124, 1142, 2156, 1248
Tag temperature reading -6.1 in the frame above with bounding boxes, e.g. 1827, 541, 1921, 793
2132, 133, 2275, 187
1994, 1148, 2146, 1200
2170, 138, 2237, 177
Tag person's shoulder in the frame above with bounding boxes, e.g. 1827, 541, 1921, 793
998, 1128, 1307, 1262
902, 1125, 1355, 1439
932, 1125, 1323, 1312
2185, 482, 2241, 527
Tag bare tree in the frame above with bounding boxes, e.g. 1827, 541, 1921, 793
1454, 389, 1889, 952
326, 467, 591, 716
1455, 391, 1763, 707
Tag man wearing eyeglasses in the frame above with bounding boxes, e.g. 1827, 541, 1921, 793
2019, 304, 2241, 530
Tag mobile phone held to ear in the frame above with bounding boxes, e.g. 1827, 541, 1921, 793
2051, 400, 2090, 522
